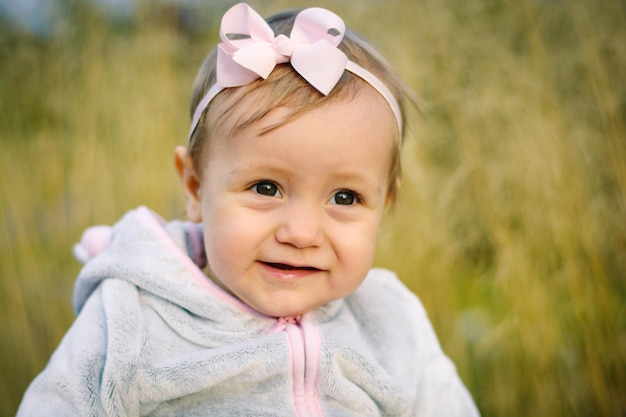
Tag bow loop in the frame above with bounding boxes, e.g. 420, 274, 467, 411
289, 7, 346, 47
219, 3, 274, 46
215, 3, 348, 94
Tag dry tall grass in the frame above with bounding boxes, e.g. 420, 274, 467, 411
1, 0, 624, 416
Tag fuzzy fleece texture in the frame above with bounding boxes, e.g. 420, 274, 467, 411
17, 206, 480, 417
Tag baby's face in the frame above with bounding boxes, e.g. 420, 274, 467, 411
192, 89, 396, 317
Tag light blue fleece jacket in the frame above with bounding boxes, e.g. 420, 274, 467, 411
17, 206, 479, 417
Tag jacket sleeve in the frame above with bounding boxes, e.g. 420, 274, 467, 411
404, 282, 481, 416
17, 283, 115, 417
362, 269, 480, 417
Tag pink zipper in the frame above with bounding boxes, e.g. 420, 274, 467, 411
272, 317, 323, 417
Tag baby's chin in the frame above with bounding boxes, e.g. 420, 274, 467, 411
256, 304, 318, 319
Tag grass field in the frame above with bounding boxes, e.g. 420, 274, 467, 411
1, 0, 624, 415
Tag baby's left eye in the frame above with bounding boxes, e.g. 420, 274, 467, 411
252, 181, 281, 197
329, 190, 358, 205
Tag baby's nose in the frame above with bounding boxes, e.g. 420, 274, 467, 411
274, 202, 324, 248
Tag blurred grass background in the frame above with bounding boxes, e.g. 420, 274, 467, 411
1, 0, 624, 415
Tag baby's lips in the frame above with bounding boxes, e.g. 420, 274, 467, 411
262, 261, 321, 271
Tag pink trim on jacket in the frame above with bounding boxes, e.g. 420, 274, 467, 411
301, 317, 323, 417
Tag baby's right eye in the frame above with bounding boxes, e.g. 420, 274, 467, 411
252, 181, 282, 197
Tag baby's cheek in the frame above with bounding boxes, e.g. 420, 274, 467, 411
336, 239, 376, 281
205, 215, 256, 268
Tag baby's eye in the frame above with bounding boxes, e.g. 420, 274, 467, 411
329, 190, 358, 205
252, 181, 281, 197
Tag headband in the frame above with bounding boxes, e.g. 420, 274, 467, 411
188, 3, 403, 142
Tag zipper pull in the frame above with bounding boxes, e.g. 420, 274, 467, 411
267, 315, 302, 333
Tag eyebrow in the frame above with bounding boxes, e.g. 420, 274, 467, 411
227, 162, 288, 178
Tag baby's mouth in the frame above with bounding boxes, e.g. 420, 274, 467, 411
262, 262, 320, 271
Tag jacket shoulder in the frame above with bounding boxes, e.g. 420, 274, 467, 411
351, 268, 425, 315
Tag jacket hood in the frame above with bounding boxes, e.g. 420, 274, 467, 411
73, 206, 265, 321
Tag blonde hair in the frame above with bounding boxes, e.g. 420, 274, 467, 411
188, 8, 414, 202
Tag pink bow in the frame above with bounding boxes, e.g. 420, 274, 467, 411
216, 3, 349, 95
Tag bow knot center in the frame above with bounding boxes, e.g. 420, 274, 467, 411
272, 34, 294, 63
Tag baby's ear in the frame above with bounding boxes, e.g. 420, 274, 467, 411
174, 146, 202, 222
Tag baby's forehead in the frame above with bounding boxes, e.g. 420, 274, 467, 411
205, 75, 392, 142
209, 90, 396, 163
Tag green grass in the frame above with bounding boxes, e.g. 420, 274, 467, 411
1, 0, 624, 415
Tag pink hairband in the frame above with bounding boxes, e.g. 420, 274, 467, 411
187, 3, 403, 142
